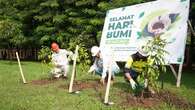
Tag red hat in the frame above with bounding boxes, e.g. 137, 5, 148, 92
51, 42, 59, 51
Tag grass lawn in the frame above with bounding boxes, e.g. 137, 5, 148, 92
0, 60, 195, 110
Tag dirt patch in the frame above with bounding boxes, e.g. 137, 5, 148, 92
58, 80, 102, 91
158, 91, 195, 110
117, 90, 161, 108
59, 81, 160, 108
119, 90, 195, 109
33, 80, 195, 109
126, 96, 160, 108
59, 80, 105, 101
31, 78, 57, 85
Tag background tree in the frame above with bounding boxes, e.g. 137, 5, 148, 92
33, 0, 154, 66
0, 20, 25, 48
0, 0, 44, 48
0, 0, 194, 63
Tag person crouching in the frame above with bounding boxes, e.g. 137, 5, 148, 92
50, 42, 73, 79
124, 47, 148, 90
88, 46, 120, 85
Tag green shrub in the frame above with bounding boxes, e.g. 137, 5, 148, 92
138, 36, 168, 92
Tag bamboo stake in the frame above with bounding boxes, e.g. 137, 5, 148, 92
16, 52, 27, 84
104, 53, 113, 105
68, 45, 79, 93
169, 65, 177, 79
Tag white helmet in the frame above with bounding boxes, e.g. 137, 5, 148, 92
138, 46, 148, 57
137, 38, 151, 56
91, 46, 100, 56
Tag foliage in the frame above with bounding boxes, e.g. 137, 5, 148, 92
38, 46, 53, 73
38, 46, 52, 70
68, 33, 92, 72
190, 2, 195, 26
38, 46, 52, 63
0, 19, 25, 48
0, 0, 193, 49
138, 36, 168, 92
0, 0, 156, 49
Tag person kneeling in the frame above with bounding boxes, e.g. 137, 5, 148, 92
124, 47, 148, 90
50, 42, 73, 79
88, 46, 120, 85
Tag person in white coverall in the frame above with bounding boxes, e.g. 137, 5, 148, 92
51, 42, 73, 78
88, 46, 120, 85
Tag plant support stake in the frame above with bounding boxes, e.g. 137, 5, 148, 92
104, 53, 114, 105
16, 52, 27, 84
69, 45, 79, 93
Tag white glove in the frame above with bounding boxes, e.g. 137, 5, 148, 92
88, 65, 95, 73
129, 79, 137, 90
144, 78, 148, 88
69, 51, 73, 56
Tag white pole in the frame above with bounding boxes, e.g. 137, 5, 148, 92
104, 54, 113, 104
69, 45, 79, 93
16, 52, 27, 84
176, 64, 183, 87
169, 65, 177, 79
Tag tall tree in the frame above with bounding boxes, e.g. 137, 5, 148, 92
0, 0, 45, 48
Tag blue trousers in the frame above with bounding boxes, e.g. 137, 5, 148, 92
94, 66, 119, 77
124, 68, 138, 80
